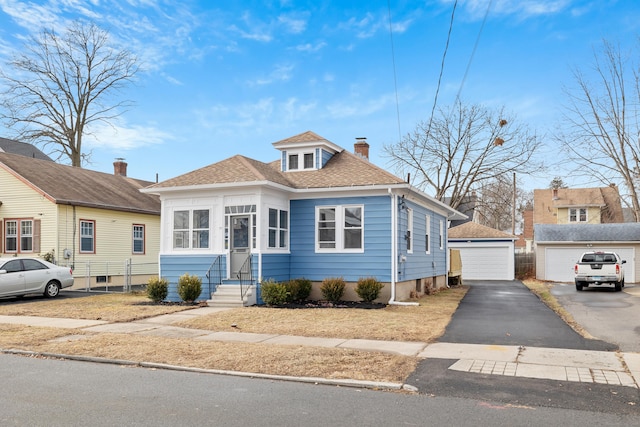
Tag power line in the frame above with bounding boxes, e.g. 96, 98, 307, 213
387, 0, 402, 143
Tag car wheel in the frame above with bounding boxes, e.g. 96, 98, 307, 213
622, 278, 625, 288
44, 281, 60, 298
614, 281, 622, 292
575, 282, 583, 291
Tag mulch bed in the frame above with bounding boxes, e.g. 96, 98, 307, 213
260, 300, 386, 309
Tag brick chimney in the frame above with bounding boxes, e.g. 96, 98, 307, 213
113, 158, 127, 177
354, 137, 369, 160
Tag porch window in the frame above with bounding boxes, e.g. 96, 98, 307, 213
569, 208, 587, 223
133, 224, 145, 254
80, 220, 95, 253
316, 205, 363, 252
172, 209, 210, 249
268, 208, 289, 249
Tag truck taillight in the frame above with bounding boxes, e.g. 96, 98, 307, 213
616, 264, 620, 274
574, 264, 578, 274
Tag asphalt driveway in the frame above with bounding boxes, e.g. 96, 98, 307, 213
550, 282, 640, 352
438, 280, 616, 351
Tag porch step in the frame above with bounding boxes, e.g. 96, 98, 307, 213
207, 284, 257, 308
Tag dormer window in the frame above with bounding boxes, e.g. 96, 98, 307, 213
304, 153, 314, 169
289, 154, 299, 170
569, 208, 587, 223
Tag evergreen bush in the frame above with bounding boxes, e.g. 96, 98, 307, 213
286, 277, 312, 302
320, 277, 345, 302
261, 279, 290, 305
146, 276, 169, 302
356, 277, 384, 302
177, 273, 202, 303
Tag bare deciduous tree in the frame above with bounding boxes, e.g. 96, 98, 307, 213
561, 39, 640, 221
474, 174, 531, 234
0, 20, 139, 166
384, 100, 543, 210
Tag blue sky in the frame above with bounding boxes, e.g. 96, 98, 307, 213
0, 0, 638, 190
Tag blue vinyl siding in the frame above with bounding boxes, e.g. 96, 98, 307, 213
396, 200, 448, 281
321, 149, 333, 168
289, 196, 392, 282
160, 254, 222, 302
261, 253, 291, 282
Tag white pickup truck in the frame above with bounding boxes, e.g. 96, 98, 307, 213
574, 251, 626, 291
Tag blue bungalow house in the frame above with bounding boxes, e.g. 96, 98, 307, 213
141, 131, 465, 305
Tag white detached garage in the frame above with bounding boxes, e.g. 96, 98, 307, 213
448, 222, 516, 281
535, 223, 640, 283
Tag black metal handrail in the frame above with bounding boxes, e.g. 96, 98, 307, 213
237, 254, 253, 302
205, 255, 223, 296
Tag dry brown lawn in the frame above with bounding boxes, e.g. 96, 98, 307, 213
0, 286, 468, 384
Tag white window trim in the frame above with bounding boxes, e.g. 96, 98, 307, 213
172, 209, 210, 250
80, 219, 95, 254
425, 215, 431, 254
406, 208, 413, 253
315, 205, 364, 253
268, 208, 289, 250
133, 224, 145, 254
568, 207, 588, 223
439, 220, 444, 250
286, 149, 316, 172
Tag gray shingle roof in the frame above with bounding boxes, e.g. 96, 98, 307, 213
534, 223, 640, 242
0, 152, 160, 215
0, 137, 52, 161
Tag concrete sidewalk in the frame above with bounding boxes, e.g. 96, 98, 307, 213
1, 307, 638, 390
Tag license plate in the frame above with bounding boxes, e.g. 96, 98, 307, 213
592, 276, 602, 281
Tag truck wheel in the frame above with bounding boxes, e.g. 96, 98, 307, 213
614, 281, 622, 292
575, 282, 583, 291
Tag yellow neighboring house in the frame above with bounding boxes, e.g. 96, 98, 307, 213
0, 152, 160, 288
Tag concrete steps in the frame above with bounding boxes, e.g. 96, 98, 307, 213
207, 284, 256, 307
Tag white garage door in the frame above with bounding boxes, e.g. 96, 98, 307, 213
545, 247, 635, 283
453, 245, 513, 280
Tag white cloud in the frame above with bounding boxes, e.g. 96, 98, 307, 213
448, 0, 572, 20
278, 14, 308, 34
294, 41, 326, 53
84, 121, 171, 150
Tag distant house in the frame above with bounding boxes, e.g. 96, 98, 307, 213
446, 192, 477, 228
0, 137, 53, 161
142, 131, 466, 305
448, 222, 516, 281
533, 186, 624, 225
534, 223, 640, 283
0, 152, 160, 287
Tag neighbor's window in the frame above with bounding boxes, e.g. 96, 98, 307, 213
132, 224, 145, 254
5, 220, 17, 252
439, 220, 444, 250
289, 154, 299, 170
173, 209, 210, 249
316, 205, 363, 252
80, 220, 95, 253
406, 208, 413, 253
569, 208, 587, 223
425, 215, 431, 254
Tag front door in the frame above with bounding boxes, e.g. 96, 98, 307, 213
230, 215, 250, 278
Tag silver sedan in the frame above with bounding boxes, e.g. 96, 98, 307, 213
0, 258, 74, 298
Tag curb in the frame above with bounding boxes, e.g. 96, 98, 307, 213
1, 348, 408, 392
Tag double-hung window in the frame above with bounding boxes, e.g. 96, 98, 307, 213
288, 154, 299, 170
316, 205, 363, 252
425, 215, 431, 254
133, 224, 145, 254
5, 219, 39, 254
80, 220, 95, 253
5, 220, 17, 252
569, 208, 587, 223
406, 208, 413, 253
173, 209, 210, 249
439, 220, 444, 250
268, 208, 289, 249
303, 153, 314, 169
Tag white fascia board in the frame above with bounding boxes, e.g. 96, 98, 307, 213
141, 181, 293, 195
391, 185, 467, 221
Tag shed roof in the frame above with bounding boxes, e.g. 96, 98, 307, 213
534, 223, 640, 242
0, 152, 160, 215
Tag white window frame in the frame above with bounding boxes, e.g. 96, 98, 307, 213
268, 208, 289, 249
133, 224, 145, 254
569, 207, 587, 223
439, 220, 444, 250
5, 220, 17, 253
406, 208, 413, 253
172, 209, 210, 250
425, 215, 431, 254
315, 205, 364, 253
80, 219, 95, 254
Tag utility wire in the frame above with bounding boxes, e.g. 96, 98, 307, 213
387, 0, 402, 143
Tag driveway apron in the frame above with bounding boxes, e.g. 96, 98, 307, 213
439, 280, 616, 351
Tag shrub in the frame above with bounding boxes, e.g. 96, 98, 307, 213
286, 278, 312, 302
320, 277, 345, 302
261, 279, 290, 305
177, 273, 202, 303
146, 276, 169, 302
356, 277, 385, 302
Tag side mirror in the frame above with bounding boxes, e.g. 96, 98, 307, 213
622, 260, 627, 264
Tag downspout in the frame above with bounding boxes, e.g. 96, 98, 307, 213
388, 189, 418, 306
